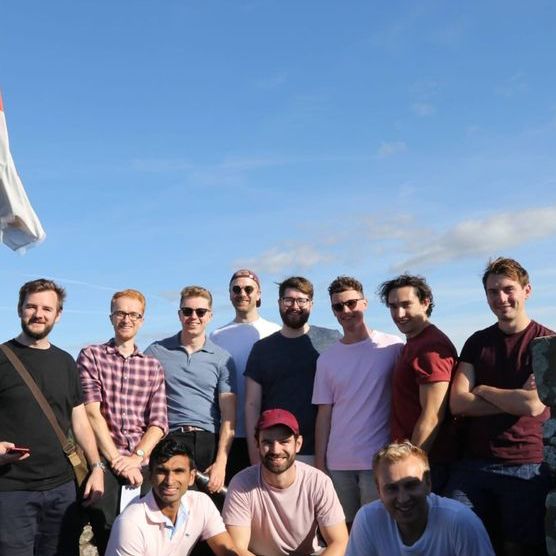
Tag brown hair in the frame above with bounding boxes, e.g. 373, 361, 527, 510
18, 278, 66, 313
180, 286, 213, 307
482, 257, 529, 289
377, 274, 434, 317
328, 276, 364, 297
278, 276, 313, 299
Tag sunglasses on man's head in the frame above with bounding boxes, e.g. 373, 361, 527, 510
180, 307, 210, 317
232, 285, 255, 295
331, 298, 362, 312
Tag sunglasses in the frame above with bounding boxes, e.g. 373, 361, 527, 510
231, 285, 255, 295
180, 307, 210, 318
331, 298, 362, 312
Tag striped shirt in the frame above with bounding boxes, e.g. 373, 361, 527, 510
77, 340, 168, 455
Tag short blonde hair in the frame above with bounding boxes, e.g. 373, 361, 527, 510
373, 440, 430, 476
180, 286, 213, 308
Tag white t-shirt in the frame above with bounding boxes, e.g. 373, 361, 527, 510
222, 461, 345, 556
312, 331, 403, 470
210, 317, 280, 437
346, 493, 495, 556
106, 490, 226, 556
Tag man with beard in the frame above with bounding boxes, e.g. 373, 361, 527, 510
313, 276, 403, 527
222, 409, 348, 556
0, 278, 104, 556
210, 270, 280, 480
244, 276, 341, 465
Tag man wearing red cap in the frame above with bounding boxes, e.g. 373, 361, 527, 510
222, 409, 348, 556
210, 270, 280, 480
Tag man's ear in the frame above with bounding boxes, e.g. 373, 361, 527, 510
189, 469, 196, 487
295, 435, 303, 454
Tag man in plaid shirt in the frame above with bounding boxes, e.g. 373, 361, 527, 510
77, 289, 168, 555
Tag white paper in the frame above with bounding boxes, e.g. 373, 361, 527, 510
119, 485, 141, 512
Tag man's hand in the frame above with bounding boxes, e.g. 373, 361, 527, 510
111, 454, 142, 476
205, 459, 226, 493
0, 441, 30, 465
81, 466, 104, 507
120, 466, 144, 487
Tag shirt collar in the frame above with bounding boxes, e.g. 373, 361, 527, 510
104, 338, 144, 358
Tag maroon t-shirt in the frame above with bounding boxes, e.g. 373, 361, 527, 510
391, 324, 458, 463
459, 320, 554, 463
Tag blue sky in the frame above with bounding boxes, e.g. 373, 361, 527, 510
2, 1, 556, 356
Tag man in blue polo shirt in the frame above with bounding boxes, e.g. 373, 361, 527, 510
146, 285, 236, 496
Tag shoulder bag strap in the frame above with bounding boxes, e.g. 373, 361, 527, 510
0, 342, 75, 455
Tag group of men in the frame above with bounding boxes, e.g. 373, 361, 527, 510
0, 256, 553, 556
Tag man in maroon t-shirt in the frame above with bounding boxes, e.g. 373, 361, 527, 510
378, 274, 457, 493
449, 257, 554, 556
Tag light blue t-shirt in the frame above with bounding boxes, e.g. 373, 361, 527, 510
146, 333, 236, 433
346, 493, 495, 556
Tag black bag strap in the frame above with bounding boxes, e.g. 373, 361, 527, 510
0, 343, 76, 455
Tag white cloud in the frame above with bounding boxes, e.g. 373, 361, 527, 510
394, 206, 556, 270
376, 141, 407, 159
235, 243, 333, 274
411, 102, 435, 117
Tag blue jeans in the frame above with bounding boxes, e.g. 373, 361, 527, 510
0, 480, 83, 556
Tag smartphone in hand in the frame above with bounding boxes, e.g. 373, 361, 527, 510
7, 447, 30, 455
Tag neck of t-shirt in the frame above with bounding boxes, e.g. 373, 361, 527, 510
497, 315, 531, 335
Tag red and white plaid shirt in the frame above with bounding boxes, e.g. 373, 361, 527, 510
77, 340, 168, 455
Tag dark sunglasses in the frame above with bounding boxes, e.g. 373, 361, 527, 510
232, 285, 255, 295
331, 298, 362, 312
180, 307, 210, 317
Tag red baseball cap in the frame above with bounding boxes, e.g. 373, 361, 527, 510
256, 409, 300, 435
229, 269, 262, 307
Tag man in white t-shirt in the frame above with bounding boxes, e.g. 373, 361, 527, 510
346, 441, 494, 556
313, 276, 403, 526
210, 269, 280, 480
106, 436, 239, 556
222, 409, 348, 556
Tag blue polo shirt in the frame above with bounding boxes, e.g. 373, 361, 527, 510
146, 333, 236, 433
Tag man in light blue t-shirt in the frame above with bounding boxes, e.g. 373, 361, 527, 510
346, 441, 494, 556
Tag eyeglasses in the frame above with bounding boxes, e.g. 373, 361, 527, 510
281, 297, 311, 307
111, 311, 143, 322
180, 307, 211, 318
231, 285, 255, 295
331, 299, 362, 312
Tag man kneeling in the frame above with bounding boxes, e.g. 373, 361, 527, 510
346, 441, 494, 556
106, 436, 239, 556
223, 409, 348, 555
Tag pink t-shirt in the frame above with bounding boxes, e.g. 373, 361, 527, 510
106, 490, 226, 556
312, 331, 403, 470
222, 462, 345, 556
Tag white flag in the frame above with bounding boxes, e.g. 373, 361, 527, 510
0, 93, 46, 251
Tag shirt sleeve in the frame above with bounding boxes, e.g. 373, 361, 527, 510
218, 353, 237, 394
76, 346, 103, 404
452, 506, 495, 555
311, 355, 334, 405
199, 494, 227, 541
144, 359, 169, 433
222, 475, 252, 527
345, 506, 379, 556
244, 341, 262, 383
315, 474, 346, 527
413, 350, 456, 385
105, 515, 146, 556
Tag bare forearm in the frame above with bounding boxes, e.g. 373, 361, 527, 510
474, 385, 546, 416
72, 407, 102, 465
244, 404, 260, 465
411, 415, 441, 453
315, 406, 332, 471
135, 426, 164, 458
86, 409, 121, 463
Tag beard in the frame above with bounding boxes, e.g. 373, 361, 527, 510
20, 318, 55, 340
280, 308, 310, 329
262, 452, 296, 475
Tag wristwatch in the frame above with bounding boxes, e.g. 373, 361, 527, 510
134, 448, 145, 459
91, 461, 106, 471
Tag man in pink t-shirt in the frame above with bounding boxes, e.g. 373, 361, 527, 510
106, 436, 239, 556
222, 409, 348, 556
313, 276, 403, 526
377, 274, 457, 493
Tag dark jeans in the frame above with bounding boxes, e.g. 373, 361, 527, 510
226, 437, 251, 483
87, 467, 151, 556
167, 429, 216, 474
0, 480, 83, 556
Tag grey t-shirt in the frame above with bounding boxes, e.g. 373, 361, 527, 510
245, 326, 341, 454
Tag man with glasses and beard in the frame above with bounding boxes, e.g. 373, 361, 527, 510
210, 270, 280, 480
0, 279, 104, 556
313, 276, 403, 528
244, 276, 340, 466
146, 286, 236, 497
223, 409, 348, 556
